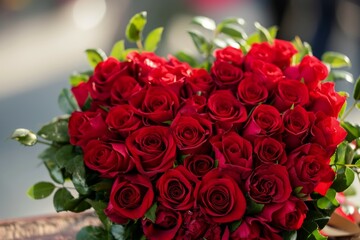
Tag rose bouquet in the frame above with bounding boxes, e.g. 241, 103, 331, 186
12, 12, 360, 240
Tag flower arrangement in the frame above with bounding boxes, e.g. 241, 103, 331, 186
12, 12, 360, 240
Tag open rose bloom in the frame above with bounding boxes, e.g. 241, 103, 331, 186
13, 12, 360, 240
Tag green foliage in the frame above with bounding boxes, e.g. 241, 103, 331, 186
322, 51, 351, 68
283, 231, 297, 240
144, 27, 163, 52
69, 71, 92, 87
192, 16, 216, 30
229, 220, 242, 232
111, 224, 125, 240
188, 30, 210, 54
11, 128, 37, 146
341, 121, 360, 142
126, 11, 147, 42
327, 70, 354, 83
316, 188, 339, 210
85, 49, 107, 68
76, 226, 107, 240
331, 166, 355, 192
245, 198, 264, 215
39, 147, 64, 184
58, 88, 80, 114
353, 76, 360, 100
27, 181, 55, 199
37, 117, 69, 143
110, 40, 125, 60
174, 51, 197, 67
143, 202, 157, 223
87, 200, 112, 230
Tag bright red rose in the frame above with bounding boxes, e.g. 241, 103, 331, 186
129, 86, 180, 124
110, 75, 142, 105
143, 205, 182, 240
211, 131, 253, 178
272, 39, 297, 69
105, 174, 154, 224
284, 65, 300, 80
299, 55, 328, 89
253, 137, 286, 165
244, 42, 274, 70
183, 154, 215, 179
181, 94, 207, 113
207, 90, 247, 131
170, 111, 212, 154
237, 74, 268, 108
214, 46, 244, 67
272, 79, 309, 112
106, 104, 142, 138
183, 68, 214, 97
68, 110, 108, 148
156, 166, 198, 211
286, 143, 334, 195
195, 168, 246, 223
308, 82, 346, 117
246, 164, 292, 203
126, 126, 176, 178
259, 197, 308, 230
242, 104, 284, 141
71, 82, 90, 109
83, 140, 133, 178
211, 60, 243, 88
250, 60, 283, 91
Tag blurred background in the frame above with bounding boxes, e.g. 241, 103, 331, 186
0, 0, 359, 219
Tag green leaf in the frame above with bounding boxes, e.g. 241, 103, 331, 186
11, 128, 37, 146
331, 166, 355, 192
283, 231, 297, 240
144, 202, 157, 223
246, 198, 264, 215
72, 157, 89, 195
87, 200, 111, 230
144, 27, 164, 52
37, 117, 69, 143
125, 11, 147, 42
322, 51, 351, 68
219, 25, 247, 40
76, 226, 107, 240
333, 141, 348, 165
39, 147, 64, 184
356, 159, 360, 167
188, 30, 210, 54
111, 224, 125, 240
316, 188, 339, 209
53, 187, 74, 212
254, 22, 273, 44
216, 17, 245, 33
268, 26, 279, 38
341, 121, 360, 142
174, 51, 197, 67
353, 76, 360, 100
110, 40, 125, 60
327, 70, 354, 83
65, 155, 84, 176
55, 145, 76, 169
69, 72, 91, 87
58, 88, 80, 114
229, 220, 242, 232
213, 38, 227, 48
27, 181, 55, 199
191, 16, 216, 30
90, 179, 114, 192
85, 49, 107, 68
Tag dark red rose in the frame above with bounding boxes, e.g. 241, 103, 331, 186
231, 217, 282, 240
272, 79, 309, 112
207, 90, 247, 131
183, 154, 215, 179
286, 143, 334, 195
244, 42, 274, 70
129, 86, 180, 124
195, 168, 246, 223
272, 39, 297, 69
175, 210, 210, 240
246, 164, 292, 203
68, 110, 108, 148
299, 55, 328, 89
106, 104, 142, 138
83, 140, 133, 178
183, 68, 214, 97
282, 106, 314, 150
253, 137, 286, 165
250, 60, 283, 91
126, 126, 176, 178
211, 131, 253, 178
110, 75, 142, 105
71, 82, 90, 109
156, 166, 198, 210
237, 74, 268, 108
308, 82, 346, 117
259, 197, 308, 230
170, 111, 212, 154
211, 60, 243, 88
203, 225, 229, 240
105, 174, 154, 224
181, 94, 207, 113
310, 112, 347, 156
214, 46, 243, 67
143, 205, 182, 240
242, 104, 284, 141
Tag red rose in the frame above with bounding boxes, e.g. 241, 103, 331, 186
282, 105, 313, 150
211, 60, 243, 88
126, 126, 176, 178
284, 65, 300, 80
105, 174, 154, 224
308, 82, 346, 117
106, 105, 142, 138
211, 131, 253, 178
83, 140, 133, 178
272, 39, 297, 69
231, 217, 282, 240
183, 154, 215, 179
237, 74, 268, 108
207, 90, 247, 131
183, 68, 214, 97
250, 60, 283, 91
214, 46, 244, 67
71, 82, 90, 109
246, 164, 292, 203
272, 79, 309, 112
244, 42, 274, 70
181, 94, 207, 113
242, 104, 284, 141
259, 197, 308, 230
156, 166, 198, 211
143, 205, 182, 240
68, 110, 108, 148
110, 75, 142, 105
175, 210, 210, 239
286, 143, 334, 195
195, 168, 246, 223
129, 86, 180, 124
253, 137, 286, 165
299, 55, 328, 89
170, 111, 212, 154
